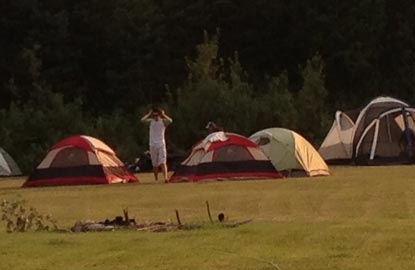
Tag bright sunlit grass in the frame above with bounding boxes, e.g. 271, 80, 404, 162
1, 166, 415, 269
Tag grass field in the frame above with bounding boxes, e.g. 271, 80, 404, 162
1, 166, 415, 269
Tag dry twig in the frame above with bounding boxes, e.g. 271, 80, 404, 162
206, 200, 213, 222
175, 209, 182, 225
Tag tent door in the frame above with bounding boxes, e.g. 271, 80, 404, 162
386, 114, 392, 143
355, 119, 377, 159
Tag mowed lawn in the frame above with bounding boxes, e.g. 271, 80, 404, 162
1, 166, 415, 270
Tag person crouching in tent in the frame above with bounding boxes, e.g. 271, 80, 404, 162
206, 121, 224, 134
141, 107, 173, 183
203, 121, 228, 144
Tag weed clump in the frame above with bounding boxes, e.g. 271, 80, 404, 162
1, 198, 58, 233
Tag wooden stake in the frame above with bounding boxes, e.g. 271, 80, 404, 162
206, 200, 213, 222
175, 209, 182, 225
123, 207, 129, 224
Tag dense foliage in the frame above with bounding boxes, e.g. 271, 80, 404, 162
1, 0, 415, 172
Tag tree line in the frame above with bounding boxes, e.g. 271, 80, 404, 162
1, 0, 415, 172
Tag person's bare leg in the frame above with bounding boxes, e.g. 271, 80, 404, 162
153, 166, 159, 181
161, 163, 168, 183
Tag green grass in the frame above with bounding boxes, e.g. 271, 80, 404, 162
1, 166, 415, 269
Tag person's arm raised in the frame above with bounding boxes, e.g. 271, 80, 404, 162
161, 110, 173, 124
140, 110, 152, 122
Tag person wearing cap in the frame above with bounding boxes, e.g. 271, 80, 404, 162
206, 121, 224, 133
141, 107, 173, 182
204, 121, 227, 143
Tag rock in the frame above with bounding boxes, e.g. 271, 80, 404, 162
83, 223, 114, 232
71, 220, 114, 232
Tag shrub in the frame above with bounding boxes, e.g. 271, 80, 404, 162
1, 198, 58, 232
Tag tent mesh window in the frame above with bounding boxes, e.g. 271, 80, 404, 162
257, 137, 271, 146
375, 115, 403, 157
213, 145, 253, 162
184, 149, 205, 165
339, 114, 354, 130
50, 148, 89, 168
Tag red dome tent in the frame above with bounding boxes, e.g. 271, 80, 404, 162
170, 132, 282, 182
23, 135, 138, 187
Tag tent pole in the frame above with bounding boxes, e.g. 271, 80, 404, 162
355, 119, 378, 159
370, 120, 380, 160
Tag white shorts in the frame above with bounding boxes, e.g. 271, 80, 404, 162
150, 145, 167, 167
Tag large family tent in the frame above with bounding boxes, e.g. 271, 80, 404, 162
319, 96, 415, 164
0, 148, 22, 176
170, 132, 282, 182
23, 135, 138, 187
250, 128, 330, 177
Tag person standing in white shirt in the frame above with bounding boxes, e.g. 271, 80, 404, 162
141, 107, 173, 182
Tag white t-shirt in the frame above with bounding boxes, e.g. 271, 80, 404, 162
148, 119, 171, 147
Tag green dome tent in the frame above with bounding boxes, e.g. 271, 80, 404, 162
250, 128, 330, 177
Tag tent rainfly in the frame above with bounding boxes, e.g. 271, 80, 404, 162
23, 135, 138, 187
250, 128, 330, 177
170, 132, 282, 182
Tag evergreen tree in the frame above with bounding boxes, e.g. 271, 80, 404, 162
297, 53, 330, 144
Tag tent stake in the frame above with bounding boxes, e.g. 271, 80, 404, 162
206, 201, 213, 222
123, 207, 130, 225
175, 209, 182, 225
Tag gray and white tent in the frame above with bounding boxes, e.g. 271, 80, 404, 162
319, 96, 415, 165
0, 148, 22, 176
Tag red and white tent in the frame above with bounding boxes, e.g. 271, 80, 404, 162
170, 132, 282, 182
23, 135, 138, 187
